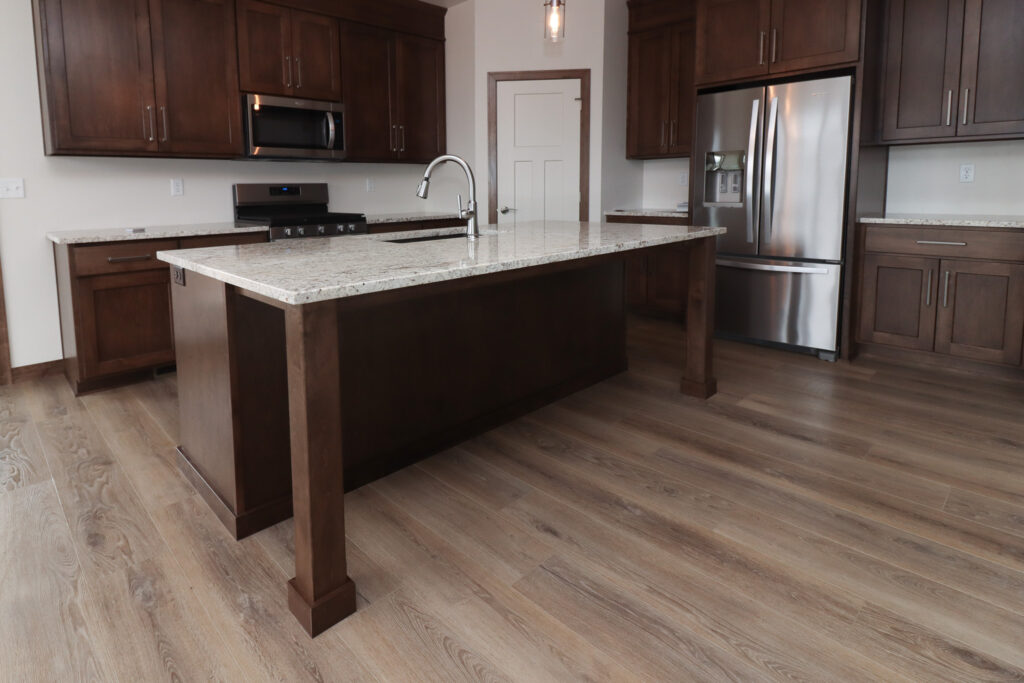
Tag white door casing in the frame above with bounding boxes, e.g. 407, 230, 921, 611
496, 79, 582, 226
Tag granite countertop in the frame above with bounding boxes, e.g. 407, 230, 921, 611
366, 212, 462, 224
46, 222, 268, 245
158, 221, 724, 305
606, 209, 689, 218
860, 214, 1024, 229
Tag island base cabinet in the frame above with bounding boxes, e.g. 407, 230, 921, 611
934, 260, 1024, 365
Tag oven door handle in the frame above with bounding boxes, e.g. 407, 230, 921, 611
325, 111, 336, 150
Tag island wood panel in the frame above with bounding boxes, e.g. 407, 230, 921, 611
171, 236, 718, 635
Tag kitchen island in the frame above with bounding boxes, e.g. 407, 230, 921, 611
158, 220, 724, 636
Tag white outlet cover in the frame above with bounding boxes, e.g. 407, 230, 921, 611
0, 178, 25, 199
959, 164, 975, 183
365, 178, 375, 192
170, 178, 184, 196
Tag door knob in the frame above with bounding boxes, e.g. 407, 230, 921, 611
500, 206, 516, 214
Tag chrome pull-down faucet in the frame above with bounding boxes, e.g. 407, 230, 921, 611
415, 154, 480, 240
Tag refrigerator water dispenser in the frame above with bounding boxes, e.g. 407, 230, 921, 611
703, 151, 745, 206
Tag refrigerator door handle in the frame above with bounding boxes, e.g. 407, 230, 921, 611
745, 98, 760, 244
717, 259, 830, 275
762, 96, 779, 244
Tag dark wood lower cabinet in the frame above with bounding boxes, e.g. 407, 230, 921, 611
934, 259, 1024, 364
608, 213, 691, 316
858, 253, 938, 350
52, 230, 267, 394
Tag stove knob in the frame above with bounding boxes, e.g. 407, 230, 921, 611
346, 223, 355, 233
296, 227, 305, 236
317, 224, 326, 235
336, 225, 345, 234
283, 228, 292, 237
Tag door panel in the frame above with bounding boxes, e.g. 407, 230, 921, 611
769, 0, 861, 72
716, 257, 843, 351
761, 76, 851, 261
692, 86, 764, 256
669, 22, 696, 155
695, 0, 771, 84
236, 0, 291, 96
496, 79, 582, 225
394, 34, 445, 162
958, 0, 1024, 136
291, 9, 340, 102
882, 0, 964, 141
41, 0, 157, 153
935, 259, 1024, 364
857, 254, 939, 350
150, 0, 242, 156
627, 28, 673, 157
340, 22, 394, 161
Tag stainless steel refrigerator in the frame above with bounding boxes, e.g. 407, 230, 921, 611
692, 75, 852, 359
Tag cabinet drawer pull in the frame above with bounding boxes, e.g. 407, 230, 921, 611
915, 240, 966, 246
107, 254, 153, 264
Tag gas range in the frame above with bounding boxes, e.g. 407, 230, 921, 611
233, 183, 367, 241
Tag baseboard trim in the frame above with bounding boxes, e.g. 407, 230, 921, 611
10, 359, 64, 383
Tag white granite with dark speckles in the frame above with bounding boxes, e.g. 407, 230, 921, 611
860, 214, 1024, 228
46, 222, 268, 245
158, 221, 724, 305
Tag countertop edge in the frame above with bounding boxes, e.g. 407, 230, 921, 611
859, 216, 1024, 229
47, 224, 269, 245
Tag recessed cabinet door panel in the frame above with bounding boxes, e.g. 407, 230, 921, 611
627, 28, 673, 157
77, 270, 175, 378
958, 0, 1024, 136
394, 34, 445, 162
695, 0, 771, 84
150, 0, 242, 156
769, 0, 861, 73
882, 0, 965, 141
647, 245, 689, 315
934, 259, 1024, 364
858, 254, 939, 350
291, 10, 341, 102
669, 22, 696, 155
236, 0, 291, 97
39, 0, 157, 153
340, 22, 394, 161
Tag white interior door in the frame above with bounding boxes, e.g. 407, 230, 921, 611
496, 79, 581, 225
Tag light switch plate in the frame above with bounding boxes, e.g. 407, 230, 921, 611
959, 164, 975, 183
0, 178, 25, 199
170, 178, 184, 196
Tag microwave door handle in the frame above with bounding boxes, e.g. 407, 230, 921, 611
325, 111, 336, 150
762, 96, 779, 244
745, 98, 760, 244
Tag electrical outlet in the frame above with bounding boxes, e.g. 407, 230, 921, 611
365, 177, 375, 193
0, 178, 25, 199
959, 164, 975, 183
170, 178, 184, 196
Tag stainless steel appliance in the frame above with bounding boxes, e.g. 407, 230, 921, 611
243, 94, 345, 160
233, 183, 366, 240
692, 75, 852, 358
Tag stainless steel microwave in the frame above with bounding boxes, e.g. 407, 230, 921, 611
243, 94, 345, 160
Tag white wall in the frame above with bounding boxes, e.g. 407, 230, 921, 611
641, 158, 689, 209
886, 140, 1024, 215
600, 0, 644, 214
0, 0, 457, 368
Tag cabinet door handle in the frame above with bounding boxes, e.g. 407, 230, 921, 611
295, 58, 302, 88
660, 121, 666, 147
669, 120, 677, 146
758, 31, 766, 65
160, 106, 169, 142
916, 240, 966, 246
924, 269, 932, 307
942, 270, 951, 308
107, 254, 153, 264
400, 125, 406, 152
962, 88, 970, 125
141, 106, 148, 141
391, 124, 397, 152
284, 56, 292, 88
770, 28, 778, 63
146, 105, 155, 142
945, 89, 953, 126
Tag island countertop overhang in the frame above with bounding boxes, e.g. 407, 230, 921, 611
156, 220, 725, 305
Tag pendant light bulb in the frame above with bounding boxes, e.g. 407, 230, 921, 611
544, 0, 565, 43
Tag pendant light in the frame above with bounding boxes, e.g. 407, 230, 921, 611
544, 0, 565, 42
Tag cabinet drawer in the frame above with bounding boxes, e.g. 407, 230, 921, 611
180, 233, 267, 249
863, 227, 1024, 262
72, 240, 180, 276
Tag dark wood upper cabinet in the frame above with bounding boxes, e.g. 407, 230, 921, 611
626, 0, 695, 158
958, 0, 1024, 137
882, 0, 1024, 141
236, 0, 340, 101
769, 0, 861, 72
695, 0, 860, 85
393, 33, 446, 162
150, 0, 242, 156
695, 0, 771, 84
341, 22, 445, 162
34, 0, 158, 154
881, 0, 964, 141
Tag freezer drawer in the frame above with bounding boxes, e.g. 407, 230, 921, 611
716, 258, 842, 352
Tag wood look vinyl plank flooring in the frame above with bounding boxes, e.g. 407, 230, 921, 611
2, 316, 1023, 682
